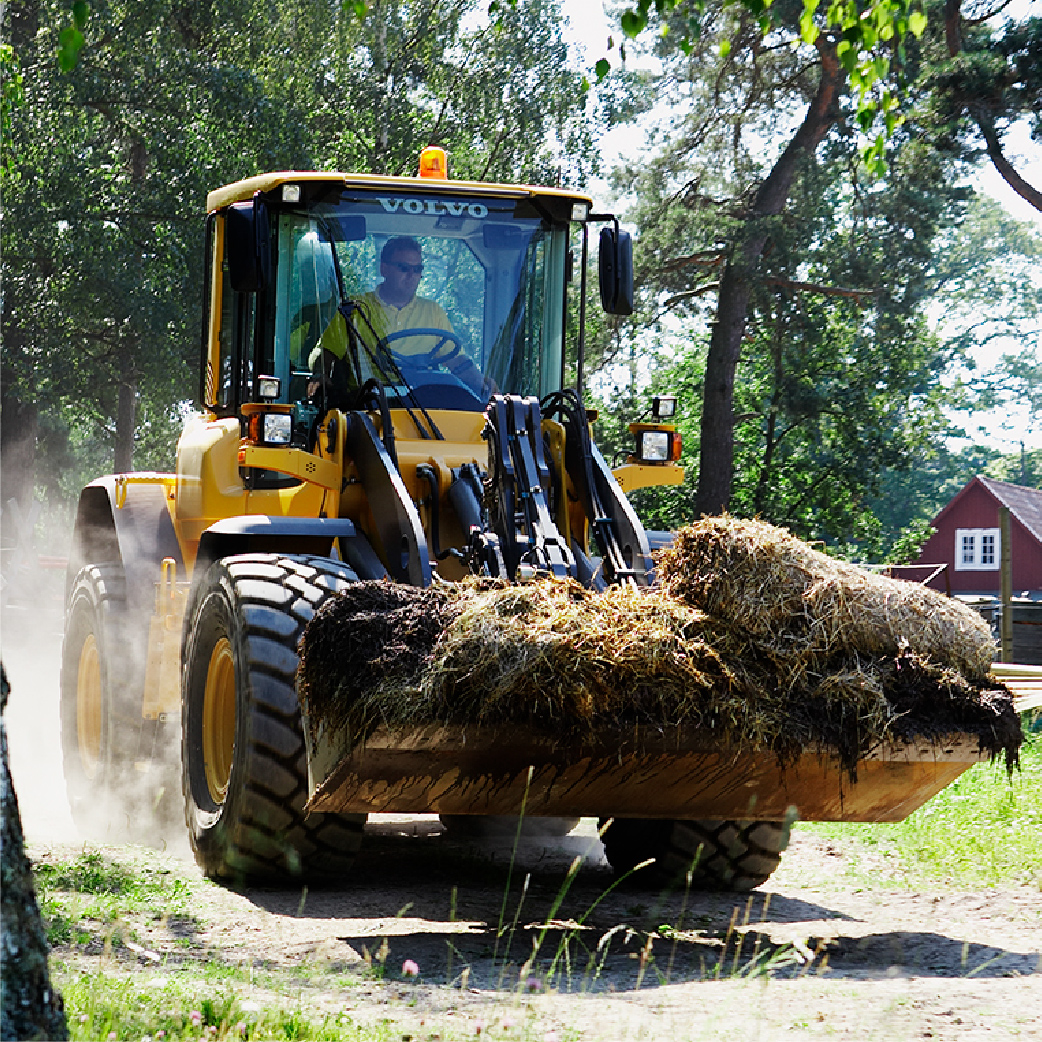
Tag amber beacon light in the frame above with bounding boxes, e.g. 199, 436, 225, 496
418, 146, 448, 179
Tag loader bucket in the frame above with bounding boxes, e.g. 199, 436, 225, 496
305, 724, 988, 824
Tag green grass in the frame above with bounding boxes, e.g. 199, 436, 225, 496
56, 969, 407, 1041
52, 964, 565, 1041
796, 728, 1042, 887
34, 848, 198, 947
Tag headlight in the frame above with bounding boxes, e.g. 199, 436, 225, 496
639, 431, 671, 462
257, 375, 282, 400
652, 395, 677, 420
263, 412, 293, 445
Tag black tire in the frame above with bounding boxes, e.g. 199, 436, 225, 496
599, 818, 789, 891
439, 815, 581, 839
60, 564, 182, 843
181, 553, 366, 885
60, 565, 127, 830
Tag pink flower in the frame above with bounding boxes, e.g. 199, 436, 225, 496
236, 1022, 247, 1037
474, 1019, 486, 1035
501, 1015, 518, 1030
189, 1010, 202, 1026
401, 958, 420, 977
526, 976, 543, 993
108, 1034, 117, 1041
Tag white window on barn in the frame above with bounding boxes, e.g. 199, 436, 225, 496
961, 533, 975, 566
955, 528, 1001, 570
981, 532, 996, 566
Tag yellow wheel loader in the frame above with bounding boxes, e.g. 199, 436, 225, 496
61, 154, 990, 888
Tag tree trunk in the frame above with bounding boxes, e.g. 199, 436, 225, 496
1, 667, 69, 1041
0, 391, 38, 529
944, 0, 1042, 215
115, 378, 136, 473
694, 39, 843, 517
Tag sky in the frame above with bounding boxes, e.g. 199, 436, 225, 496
559, 0, 1042, 455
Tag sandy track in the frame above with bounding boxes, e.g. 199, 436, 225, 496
31, 818, 1042, 1041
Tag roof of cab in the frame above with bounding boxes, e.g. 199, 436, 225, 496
206, 171, 594, 213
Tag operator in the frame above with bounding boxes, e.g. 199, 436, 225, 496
309, 236, 488, 397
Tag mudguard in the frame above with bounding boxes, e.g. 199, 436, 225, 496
67, 475, 182, 613
194, 515, 388, 587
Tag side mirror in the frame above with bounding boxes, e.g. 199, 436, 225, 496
598, 224, 634, 316
225, 196, 271, 293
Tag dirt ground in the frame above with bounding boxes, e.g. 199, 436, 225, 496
28, 817, 1042, 1042
5, 604, 1041, 1040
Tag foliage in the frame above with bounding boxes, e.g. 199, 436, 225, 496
920, 0, 1042, 214
1, 0, 595, 501
611, 0, 929, 175
2, 0, 305, 481
798, 728, 1042, 887
611, 80, 975, 546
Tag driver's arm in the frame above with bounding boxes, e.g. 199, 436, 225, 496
424, 303, 496, 397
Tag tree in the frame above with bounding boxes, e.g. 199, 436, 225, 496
2, 0, 307, 502
600, 0, 1042, 519
1, 0, 596, 508
605, 0, 967, 532
929, 0, 1042, 214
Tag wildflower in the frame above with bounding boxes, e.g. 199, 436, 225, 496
189, 1010, 202, 1027
474, 1019, 486, 1035
401, 958, 420, 977
79, 1014, 89, 1023
526, 977, 543, 993
156, 1033, 166, 1040
236, 1021, 247, 1037
501, 1016, 518, 1031
108, 1034, 117, 1041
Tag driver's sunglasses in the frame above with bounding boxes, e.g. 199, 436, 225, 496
391, 261, 424, 275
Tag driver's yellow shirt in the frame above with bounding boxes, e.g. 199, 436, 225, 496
314, 292, 453, 364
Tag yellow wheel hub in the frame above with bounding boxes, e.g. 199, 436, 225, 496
202, 637, 236, 805
76, 633, 102, 778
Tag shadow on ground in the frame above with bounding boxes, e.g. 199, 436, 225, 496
237, 819, 1040, 988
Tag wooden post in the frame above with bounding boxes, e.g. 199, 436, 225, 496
1000, 506, 1013, 662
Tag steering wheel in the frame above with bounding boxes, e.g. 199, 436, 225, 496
382, 328, 464, 367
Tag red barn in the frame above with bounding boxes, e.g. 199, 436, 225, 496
913, 476, 1042, 599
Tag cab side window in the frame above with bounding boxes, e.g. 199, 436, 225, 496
215, 219, 257, 410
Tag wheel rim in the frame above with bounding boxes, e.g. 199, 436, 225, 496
202, 637, 236, 805
76, 633, 102, 778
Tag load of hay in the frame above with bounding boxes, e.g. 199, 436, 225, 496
297, 517, 1022, 777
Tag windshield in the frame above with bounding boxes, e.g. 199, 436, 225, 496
262, 188, 568, 428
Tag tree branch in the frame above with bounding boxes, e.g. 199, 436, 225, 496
945, 0, 1042, 213
766, 276, 877, 304
663, 283, 721, 308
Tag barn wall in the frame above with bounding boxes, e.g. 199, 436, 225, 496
914, 481, 1042, 596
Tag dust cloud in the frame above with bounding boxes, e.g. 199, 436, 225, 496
2, 578, 77, 844
1, 560, 190, 858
